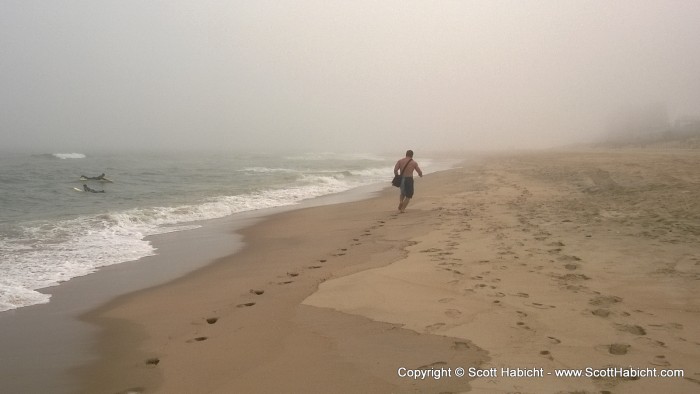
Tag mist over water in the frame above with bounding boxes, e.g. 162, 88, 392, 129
1, 1, 699, 153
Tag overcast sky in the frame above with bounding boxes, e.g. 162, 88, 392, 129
2, 1, 699, 153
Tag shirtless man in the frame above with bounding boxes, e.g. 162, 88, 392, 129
394, 150, 423, 213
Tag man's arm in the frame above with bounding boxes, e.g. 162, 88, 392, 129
394, 160, 401, 176
416, 163, 423, 177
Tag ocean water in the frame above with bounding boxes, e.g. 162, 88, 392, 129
0, 151, 449, 312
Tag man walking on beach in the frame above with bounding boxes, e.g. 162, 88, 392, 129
394, 150, 423, 213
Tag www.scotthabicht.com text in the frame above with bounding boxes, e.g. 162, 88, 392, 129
397, 366, 685, 380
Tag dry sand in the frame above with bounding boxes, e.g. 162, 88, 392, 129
77, 149, 700, 393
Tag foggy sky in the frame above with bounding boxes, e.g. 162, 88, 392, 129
2, 1, 700, 153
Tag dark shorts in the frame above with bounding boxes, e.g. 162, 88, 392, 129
400, 177, 415, 198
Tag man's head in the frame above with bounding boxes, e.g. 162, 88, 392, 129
406, 150, 414, 157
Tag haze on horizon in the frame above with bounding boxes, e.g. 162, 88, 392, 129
2, 1, 699, 154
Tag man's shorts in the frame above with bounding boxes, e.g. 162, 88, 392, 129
400, 177, 415, 198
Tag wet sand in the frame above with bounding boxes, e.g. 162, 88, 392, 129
77, 149, 700, 393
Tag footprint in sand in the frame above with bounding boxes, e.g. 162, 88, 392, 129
525, 302, 556, 309
616, 324, 646, 335
425, 323, 446, 333
308, 265, 322, 269
287, 272, 299, 277
444, 309, 462, 318
591, 309, 611, 318
236, 302, 256, 308
634, 337, 666, 348
249, 289, 264, 295
453, 341, 470, 350
557, 255, 581, 263
277, 280, 294, 285
558, 273, 591, 282
319, 259, 327, 263
145, 358, 160, 366
206, 317, 219, 324
187, 336, 208, 343
607, 343, 631, 355
589, 295, 622, 307
650, 355, 671, 366
547, 336, 561, 344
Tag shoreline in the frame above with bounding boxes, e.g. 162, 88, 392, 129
0, 180, 391, 394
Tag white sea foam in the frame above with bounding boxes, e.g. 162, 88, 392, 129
238, 167, 299, 174
52, 153, 86, 159
284, 152, 388, 161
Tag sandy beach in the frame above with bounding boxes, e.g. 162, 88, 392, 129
76, 149, 700, 393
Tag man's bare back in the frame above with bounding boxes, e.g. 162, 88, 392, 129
394, 157, 423, 178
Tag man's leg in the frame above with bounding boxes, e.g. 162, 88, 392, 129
400, 178, 414, 212
399, 197, 411, 213
399, 193, 406, 211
